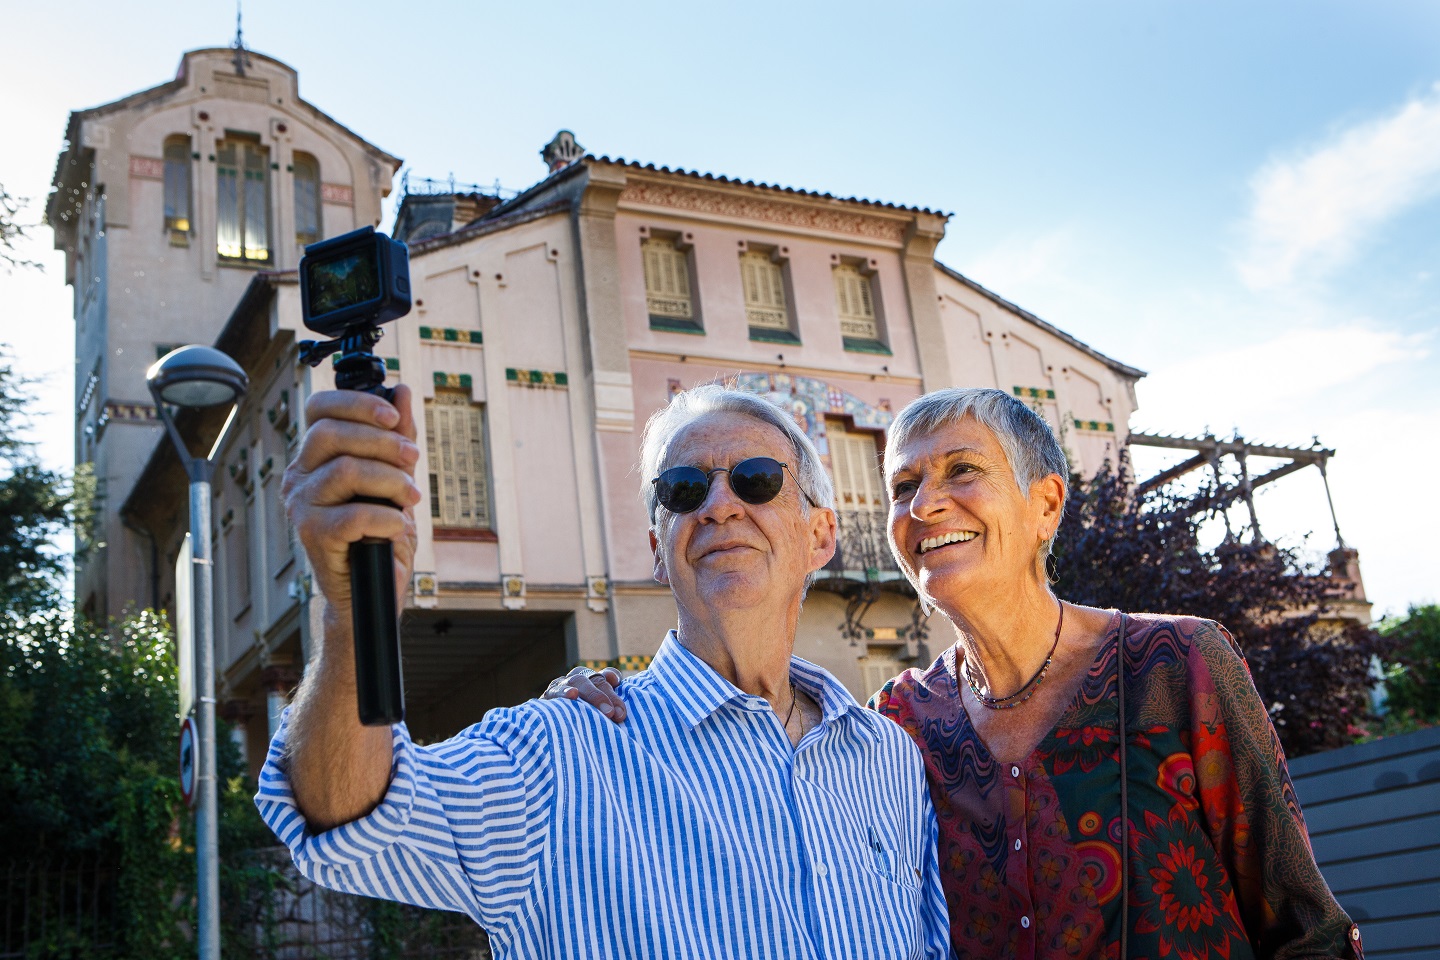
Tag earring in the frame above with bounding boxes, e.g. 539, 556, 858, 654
919, 595, 934, 617
1044, 553, 1059, 585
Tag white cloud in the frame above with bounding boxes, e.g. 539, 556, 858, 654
1134, 324, 1428, 435
1238, 83, 1440, 290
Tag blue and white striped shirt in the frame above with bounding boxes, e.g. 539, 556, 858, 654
257, 632, 951, 959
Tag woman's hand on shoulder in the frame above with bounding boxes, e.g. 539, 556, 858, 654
542, 666, 627, 722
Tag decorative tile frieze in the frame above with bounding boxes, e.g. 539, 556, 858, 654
385, 357, 400, 371
1013, 386, 1056, 400
505, 368, 568, 388
320, 183, 353, 205
433, 372, 473, 390
103, 401, 158, 422
418, 326, 483, 345
1072, 419, 1116, 433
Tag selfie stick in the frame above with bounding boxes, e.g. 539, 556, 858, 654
298, 228, 410, 726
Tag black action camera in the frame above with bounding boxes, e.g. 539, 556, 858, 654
298, 226, 412, 727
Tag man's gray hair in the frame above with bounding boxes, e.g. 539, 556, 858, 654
884, 388, 1069, 559
639, 384, 836, 526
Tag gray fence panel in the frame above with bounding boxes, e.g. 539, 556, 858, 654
1290, 726, 1440, 959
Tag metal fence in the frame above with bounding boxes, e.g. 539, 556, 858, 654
238, 848, 491, 960
1, 857, 116, 959
1290, 724, 1440, 958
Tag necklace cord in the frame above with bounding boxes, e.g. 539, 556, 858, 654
964, 601, 1065, 710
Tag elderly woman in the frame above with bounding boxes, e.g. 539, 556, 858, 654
555, 387, 1361, 959
870, 388, 1360, 959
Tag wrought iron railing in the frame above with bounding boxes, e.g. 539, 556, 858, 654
823, 509, 902, 581
2, 858, 116, 959
400, 171, 517, 200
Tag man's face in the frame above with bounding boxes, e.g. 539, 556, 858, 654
650, 412, 835, 617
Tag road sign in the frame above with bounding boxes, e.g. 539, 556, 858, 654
179, 716, 198, 808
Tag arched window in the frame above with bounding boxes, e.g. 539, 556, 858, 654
292, 152, 321, 249
163, 135, 192, 244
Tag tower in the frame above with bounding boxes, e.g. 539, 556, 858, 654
48, 47, 400, 617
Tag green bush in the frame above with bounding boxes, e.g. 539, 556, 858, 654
1378, 604, 1440, 728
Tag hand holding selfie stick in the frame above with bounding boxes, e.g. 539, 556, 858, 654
297, 227, 412, 726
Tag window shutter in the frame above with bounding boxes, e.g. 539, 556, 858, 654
163, 137, 191, 239
833, 265, 877, 339
425, 392, 492, 529
216, 142, 241, 259
741, 251, 788, 329
860, 656, 904, 703
829, 421, 883, 512
293, 153, 321, 248
641, 238, 693, 319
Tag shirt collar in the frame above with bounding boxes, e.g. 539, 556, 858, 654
647, 631, 878, 742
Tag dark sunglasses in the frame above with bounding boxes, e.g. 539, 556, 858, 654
652, 456, 819, 514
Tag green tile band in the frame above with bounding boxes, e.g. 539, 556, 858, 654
1013, 386, 1056, 399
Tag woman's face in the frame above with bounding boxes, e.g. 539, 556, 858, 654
886, 415, 1060, 612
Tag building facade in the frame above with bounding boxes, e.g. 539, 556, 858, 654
59, 52, 1155, 772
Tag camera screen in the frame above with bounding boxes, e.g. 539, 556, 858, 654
306, 249, 381, 317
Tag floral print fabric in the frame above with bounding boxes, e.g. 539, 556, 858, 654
872, 612, 1362, 960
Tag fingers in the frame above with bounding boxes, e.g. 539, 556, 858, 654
295, 417, 419, 478
545, 666, 627, 722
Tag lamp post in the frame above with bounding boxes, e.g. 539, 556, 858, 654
146, 345, 249, 960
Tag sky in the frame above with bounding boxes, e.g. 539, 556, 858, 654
1, 0, 1436, 618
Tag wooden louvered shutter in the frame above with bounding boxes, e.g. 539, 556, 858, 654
833, 264, 877, 339
642, 238, 693, 319
741, 251, 788, 329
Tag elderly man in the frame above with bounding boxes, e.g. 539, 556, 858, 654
256, 383, 950, 959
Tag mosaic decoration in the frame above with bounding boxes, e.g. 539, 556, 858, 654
418, 326, 483, 345
1073, 419, 1116, 433
1013, 385, 1056, 400
506, 368, 569, 389
732, 372, 893, 457
433, 372, 473, 390
104, 401, 157, 422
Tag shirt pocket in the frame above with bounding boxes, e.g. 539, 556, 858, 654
866, 825, 922, 890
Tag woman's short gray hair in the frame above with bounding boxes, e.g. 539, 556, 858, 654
639, 384, 836, 526
885, 388, 1069, 559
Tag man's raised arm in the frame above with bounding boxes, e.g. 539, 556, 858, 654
279, 386, 422, 831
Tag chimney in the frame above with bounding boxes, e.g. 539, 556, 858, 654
541, 130, 585, 175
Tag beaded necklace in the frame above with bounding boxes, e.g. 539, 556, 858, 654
963, 602, 1065, 710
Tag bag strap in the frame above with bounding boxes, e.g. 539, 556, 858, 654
1118, 613, 1130, 959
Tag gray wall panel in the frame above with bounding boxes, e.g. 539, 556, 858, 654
1290, 727, 1440, 958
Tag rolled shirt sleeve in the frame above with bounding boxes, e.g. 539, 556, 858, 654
255, 705, 557, 931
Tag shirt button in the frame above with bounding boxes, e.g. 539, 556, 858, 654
1350, 927, 1360, 941
1011, 765, 1021, 778
815, 862, 829, 878
1014, 838, 1023, 851
1020, 916, 1030, 929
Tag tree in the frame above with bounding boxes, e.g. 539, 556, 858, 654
1, 182, 43, 272
1377, 604, 1440, 730
0, 354, 70, 614
1053, 457, 1391, 757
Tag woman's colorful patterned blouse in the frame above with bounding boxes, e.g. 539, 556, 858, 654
872, 612, 1363, 960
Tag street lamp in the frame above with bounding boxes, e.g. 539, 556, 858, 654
147, 345, 248, 960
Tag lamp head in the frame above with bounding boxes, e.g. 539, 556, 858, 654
147, 345, 248, 409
